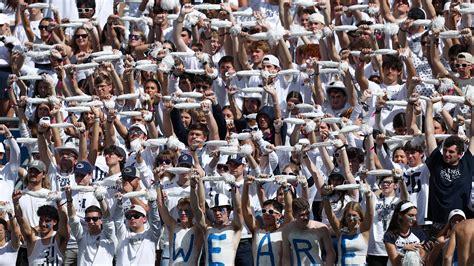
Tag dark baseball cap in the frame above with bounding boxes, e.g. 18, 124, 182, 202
122, 166, 139, 179
74, 161, 93, 176
177, 153, 193, 168
408, 7, 426, 20
227, 154, 245, 165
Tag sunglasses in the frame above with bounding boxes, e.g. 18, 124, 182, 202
282, 172, 296, 176
455, 63, 470, 68
129, 34, 142, 41
0, 24, 4, 27
178, 209, 193, 216
38, 25, 50, 31
78, 8, 94, 13
75, 34, 88, 39
262, 209, 280, 215
217, 164, 229, 171
85, 216, 101, 222
158, 159, 172, 165
129, 129, 145, 136
125, 213, 144, 220
380, 180, 395, 185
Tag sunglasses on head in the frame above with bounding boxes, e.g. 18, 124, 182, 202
158, 159, 172, 165
129, 34, 142, 41
262, 209, 280, 215
75, 34, 88, 39
125, 213, 144, 220
455, 63, 470, 68
85, 216, 101, 222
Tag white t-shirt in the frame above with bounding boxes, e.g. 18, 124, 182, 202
70, 216, 116, 266
368, 195, 400, 256
403, 164, 430, 224
19, 188, 52, 227
0, 242, 19, 266
114, 201, 161, 266
48, 163, 76, 192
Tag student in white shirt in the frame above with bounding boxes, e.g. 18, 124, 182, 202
114, 192, 161, 266
65, 184, 116, 266
0, 214, 20, 265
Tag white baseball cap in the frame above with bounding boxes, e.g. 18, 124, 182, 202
126, 204, 147, 217
262, 55, 281, 69
448, 209, 466, 221
309, 13, 325, 25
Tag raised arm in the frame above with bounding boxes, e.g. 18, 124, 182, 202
230, 184, 243, 231
7, 211, 20, 250
337, 144, 358, 199
190, 176, 207, 231
241, 177, 257, 234
156, 181, 177, 230
424, 99, 438, 155
360, 190, 374, 233
56, 201, 70, 252
322, 187, 341, 237
467, 99, 474, 154
0, 125, 19, 165
173, 4, 194, 52
19, 3, 35, 42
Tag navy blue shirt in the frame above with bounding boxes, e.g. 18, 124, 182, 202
426, 148, 474, 223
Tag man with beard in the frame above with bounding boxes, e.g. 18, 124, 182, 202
282, 198, 335, 265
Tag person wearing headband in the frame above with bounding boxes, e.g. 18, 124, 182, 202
383, 200, 429, 265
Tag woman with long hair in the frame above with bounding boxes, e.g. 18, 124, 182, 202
383, 200, 428, 266
323, 188, 374, 265
69, 26, 99, 64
